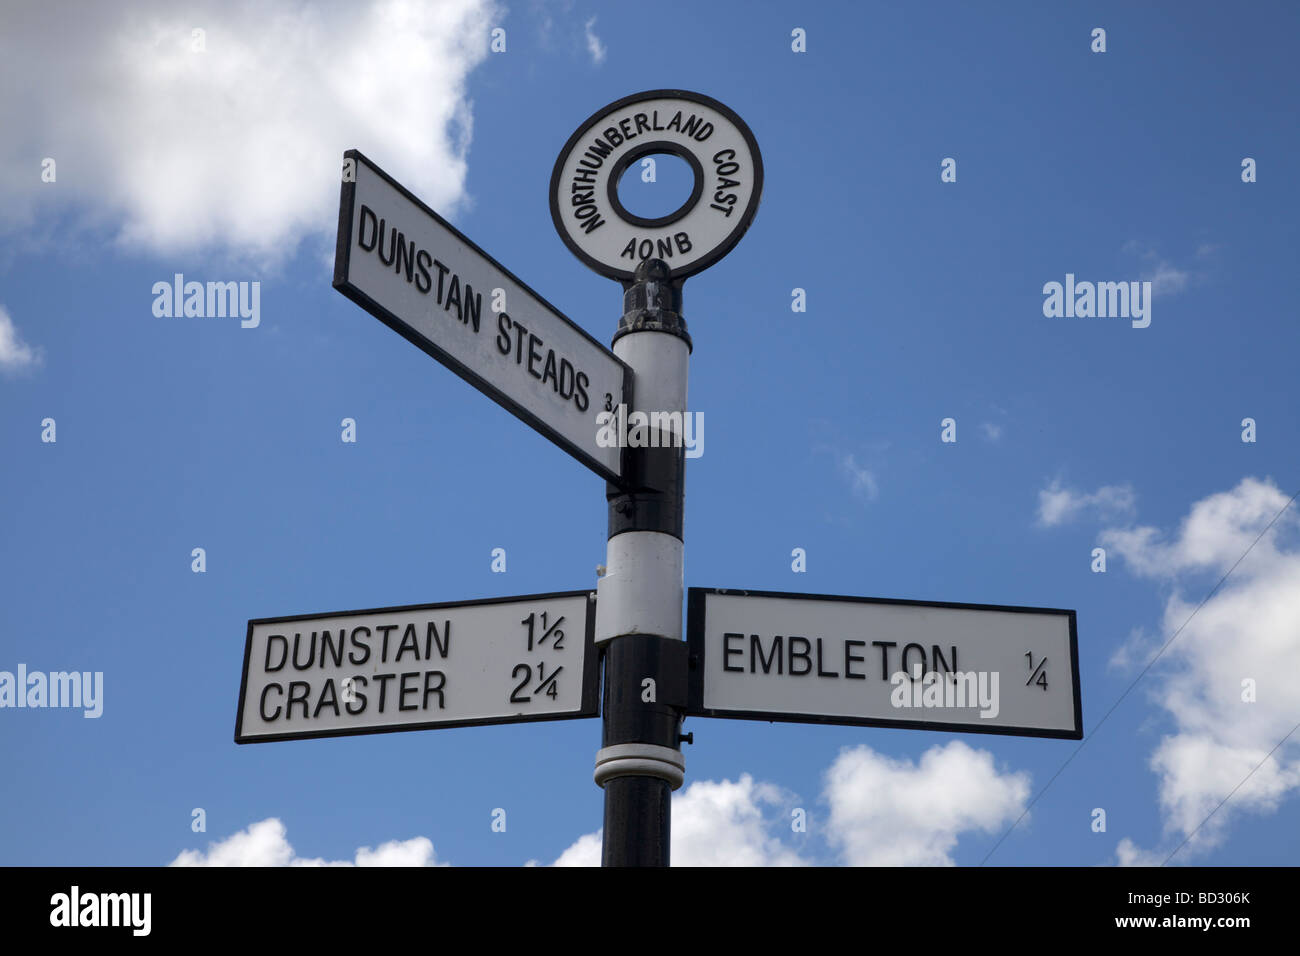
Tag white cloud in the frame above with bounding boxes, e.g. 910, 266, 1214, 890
670, 775, 808, 866
0, 305, 42, 374
838, 452, 879, 501
1143, 262, 1190, 296
550, 831, 602, 867
1100, 478, 1290, 578
979, 422, 1003, 442
354, 836, 441, 867
549, 743, 1029, 866
0, 0, 497, 264
824, 742, 1030, 866
1102, 478, 1300, 857
528, 0, 567, 51
177, 743, 1036, 868
583, 16, 606, 64
1121, 240, 1194, 297
1037, 479, 1136, 527
552, 775, 807, 867
1115, 837, 1166, 867
170, 818, 442, 866
1108, 626, 1162, 674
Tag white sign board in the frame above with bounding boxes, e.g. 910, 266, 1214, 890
550, 89, 763, 282
687, 589, 1081, 739
334, 150, 629, 484
236, 591, 598, 743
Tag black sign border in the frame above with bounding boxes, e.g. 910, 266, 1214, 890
686, 588, 1083, 740
235, 590, 599, 744
548, 89, 764, 283
334, 149, 632, 486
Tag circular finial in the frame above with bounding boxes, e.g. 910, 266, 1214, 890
550, 89, 763, 283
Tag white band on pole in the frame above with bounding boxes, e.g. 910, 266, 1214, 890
593, 743, 686, 790
594, 531, 684, 643
613, 330, 689, 424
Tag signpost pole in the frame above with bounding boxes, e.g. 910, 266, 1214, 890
594, 260, 692, 867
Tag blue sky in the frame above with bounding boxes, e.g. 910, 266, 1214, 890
1, 0, 1297, 867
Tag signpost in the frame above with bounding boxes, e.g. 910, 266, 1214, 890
238, 88, 1084, 869
549, 89, 766, 867
334, 149, 630, 484
686, 589, 1082, 739
236, 592, 597, 743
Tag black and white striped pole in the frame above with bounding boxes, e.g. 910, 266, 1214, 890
550, 90, 763, 866
593, 260, 690, 866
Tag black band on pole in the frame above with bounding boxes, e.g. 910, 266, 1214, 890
600, 637, 687, 867
606, 444, 684, 537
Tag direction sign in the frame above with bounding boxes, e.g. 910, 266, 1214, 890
235, 591, 598, 743
686, 588, 1082, 739
550, 89, 763, 282
334, 149, 630, 484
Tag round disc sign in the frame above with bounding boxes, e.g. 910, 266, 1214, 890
550, 89, 762, 282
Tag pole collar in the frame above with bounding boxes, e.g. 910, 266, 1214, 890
612, 259, 691, 350
593, 742, 685, 791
